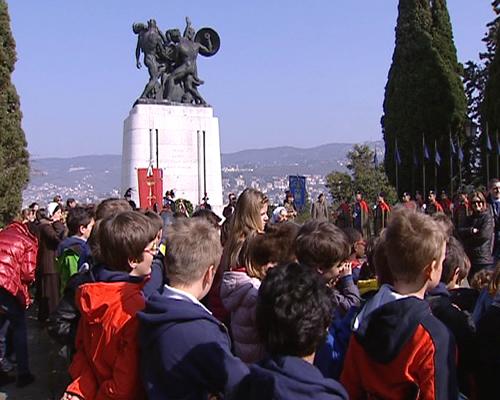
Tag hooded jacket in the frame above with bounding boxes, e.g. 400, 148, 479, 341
66, 266, 146, 400
0, 221, 38, 307
341, 284, 458, 400
235, 355, 348, 400
138, 287, 249, 400
56, 236, 90, 294
426, 283, 476, 395
220, 270, 265, 363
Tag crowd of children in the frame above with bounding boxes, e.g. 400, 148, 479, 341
0, 185, 499, 399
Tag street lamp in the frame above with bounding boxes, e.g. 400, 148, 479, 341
464, 119, 477, 138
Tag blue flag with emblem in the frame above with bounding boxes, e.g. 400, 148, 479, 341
288, 175, 307, 212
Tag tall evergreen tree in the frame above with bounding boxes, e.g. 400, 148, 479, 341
382, 0, 466, 195
0, 0, 29, 226
482, 2, 500, 180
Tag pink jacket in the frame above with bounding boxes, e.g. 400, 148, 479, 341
220, 270, 265, 363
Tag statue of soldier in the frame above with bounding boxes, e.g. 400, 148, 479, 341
134, 19, 167, 99
164, 17, 212, 104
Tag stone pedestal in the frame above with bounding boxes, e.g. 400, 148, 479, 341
121, 104, 223, 214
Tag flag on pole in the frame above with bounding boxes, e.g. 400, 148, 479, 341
395, 142, 401, 165
435, 147, 441, 166
413, 151, 418, 166
486, 133, 492, 151
424, 142, 430, 160
458, 146, 464, 162
450, 135, 456, 155
496, 132, 500, 154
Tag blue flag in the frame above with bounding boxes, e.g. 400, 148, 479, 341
395, 144, 401, 165
288, 175, 307, 212
413, 151, 418, 166
497, 135, 500, 154
424, 143, 430, 160
435, 148, 441, 166
458, 147, 464, 162
486, 134, 492, 151
450, 136, 456, 155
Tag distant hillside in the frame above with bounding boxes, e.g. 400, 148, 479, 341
24, 141, 384, 205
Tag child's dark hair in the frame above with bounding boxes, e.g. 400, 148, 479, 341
441, 236, 469, 284
239, 222, 300, 279
256, 262, 332, 357
66, 206, 95, 236
192, 209, 222, 229
359, 237, 378, 280
295, 220, 350, 272
95, 198, 132, 221
342, 227, 363, 252
144, 210, 164, 234
95, 211, 158, 271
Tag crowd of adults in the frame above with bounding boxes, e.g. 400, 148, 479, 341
0, 180, 498, 399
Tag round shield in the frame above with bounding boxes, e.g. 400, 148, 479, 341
194, 27, 220, 57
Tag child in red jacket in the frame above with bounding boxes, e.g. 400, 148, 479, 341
62, 211, 158, 400
341, 209, 458, 399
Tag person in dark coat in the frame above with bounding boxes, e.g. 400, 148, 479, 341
235, 263, 348, 400
36, 205, 66, 322
426, 237, 476, 397
458, 191, 495, 280
475, 275, 500, 400
486, 178, 500, 263
139, 219, 248, 399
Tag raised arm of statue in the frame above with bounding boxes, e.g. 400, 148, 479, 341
183, 16, 192, 38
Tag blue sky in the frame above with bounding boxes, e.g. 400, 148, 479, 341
7, 0, 493, 158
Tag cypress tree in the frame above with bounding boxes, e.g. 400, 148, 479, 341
382, 0, 434, 195
482, 3, 500, 179
382, 0, 466, 195
0, 0, 29, 226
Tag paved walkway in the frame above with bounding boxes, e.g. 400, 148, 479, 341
0, 308, 69, 400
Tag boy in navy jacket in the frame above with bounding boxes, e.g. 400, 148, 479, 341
341, 209, 458, 399
138, 218, 248, 400
235, 262, 348, 400
295, 220, 360, 378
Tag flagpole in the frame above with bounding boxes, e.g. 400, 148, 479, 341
449, 130, 453, 198
486, 123, 490, 185
395, 138, 399, 196
422, 133, 426, 196
411, 145, 415, 195
434, 139, 438, 192
496, 130, 499, 178
458, 137, 462, 188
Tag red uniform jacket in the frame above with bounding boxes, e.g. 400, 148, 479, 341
341, 285, 458, 400
67, 267, 146, 400
0, 222, 38, 307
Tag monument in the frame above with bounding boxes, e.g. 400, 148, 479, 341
121, 17, 223, 212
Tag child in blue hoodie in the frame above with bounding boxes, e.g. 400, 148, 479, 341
234, 262, 348, 399
138, 218, 249, 400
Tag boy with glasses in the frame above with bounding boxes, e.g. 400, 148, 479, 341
62, 211, 158, 400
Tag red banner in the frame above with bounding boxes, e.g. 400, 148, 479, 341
137, 168, 163, 210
